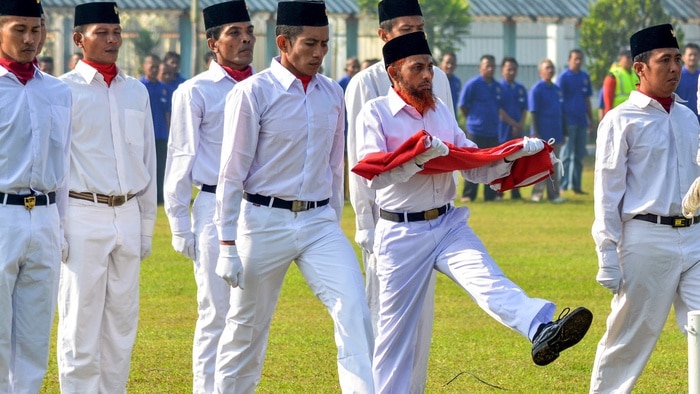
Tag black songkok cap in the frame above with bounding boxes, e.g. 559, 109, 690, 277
276, 1, 328, 27
203, 1, 250, 31
378, 0, 422, 23
0, 0, 43, 17
383, 31, 432, 69
630, 24, 679, 59
74, 2, 121, 27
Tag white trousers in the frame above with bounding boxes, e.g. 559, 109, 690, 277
590, 219, 700, 393
364, 248, 435, 394
0, 203, 60, 394
191, 191, 230, 394
373, 206, 555, 394
215, 202, 374, 393
58, 198, 141, 393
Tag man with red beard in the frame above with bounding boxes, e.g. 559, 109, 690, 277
163, 1, 255, 392
355, 31, 593, 393
0, 1, 71, 392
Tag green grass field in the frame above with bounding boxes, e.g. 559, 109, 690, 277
39, 157, 689, 393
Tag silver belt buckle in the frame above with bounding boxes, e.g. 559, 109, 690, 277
108, 195, 127, 207
291, 200, 308, 212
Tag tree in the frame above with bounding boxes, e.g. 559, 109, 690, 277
132, 28, 161, 62
580, 0, 684, 87
356, 0, 471, 55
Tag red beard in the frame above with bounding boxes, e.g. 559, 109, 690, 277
393, 75, 436, 115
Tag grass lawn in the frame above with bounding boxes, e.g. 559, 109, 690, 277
40, 156, 689, 393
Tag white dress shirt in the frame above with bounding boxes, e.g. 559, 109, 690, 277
164, 61, 238, 235
592, 91, 700, 267
346, 60, 454, 232
357, 88, 510, 213
60, 61, 157, 236
0, 66, 71, 196
216, 58, 345, 241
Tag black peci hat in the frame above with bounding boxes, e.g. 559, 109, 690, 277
276, 1, 328, 27
630, 24, 679, 59
383, 31, 432, 69
378, 0, 422, 23
74, 2, 121, 27
203, 1, 251, 31
0, 0, 43, 18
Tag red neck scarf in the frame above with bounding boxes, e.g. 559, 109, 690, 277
298, 74, 312, 92
222, 65, 253, 82
638, 89, 673, 112
0, 58, 35, 85
82, 59, 118, 87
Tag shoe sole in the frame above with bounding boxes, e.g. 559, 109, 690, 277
532, 307, 593, 366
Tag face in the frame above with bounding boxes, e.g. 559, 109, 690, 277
278, 25, 328, 77
392, 54, 433, 93
501, 60, 517, 83
379, 15, 424, 42
479, 57, 495, 81
683, 46, 699, 70
619, 54, 632, 70
345, 58, 359, 77
440, 54, 456, 76
142, 56, 159, 81
635, 47, 682, 97
208, 22, 255, 70
539, 60, 555, 81
568, 51, 583, 72
39, 60, 53, 74
74, 23, 122, 64
158, 63, 174, 83
0, 16, 42, 63
165, 56, 179, 72
68, 53, 82, 69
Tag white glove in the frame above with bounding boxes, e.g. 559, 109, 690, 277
216, 244, 245, 289
61, 237, 69, 263
140, 235, 152, 260
596, 265, 622, 294
415, 137, 449, 166
172, 232, 196, 260
682, 177, 700, 218
505, 136, 545, 162
354, 229, 374, 253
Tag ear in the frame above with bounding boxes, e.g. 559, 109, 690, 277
72, 32, 83, 48
378, 28, 389, 43
633, 62, 644, 78
206, 37, 217, 53
275, 35, 288, 53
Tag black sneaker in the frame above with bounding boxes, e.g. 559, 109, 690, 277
531, 307, 593, 366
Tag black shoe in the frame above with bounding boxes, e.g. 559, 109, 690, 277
573, 190, 588, 195
531, 307, 593, 366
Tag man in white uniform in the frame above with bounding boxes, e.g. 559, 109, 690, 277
590, 24, 700, 393
57, 2, 157, 392
164, 1, 255, 392
214, 1, 373, 392
344, 1, 454, 390
357, 32, 593, 393
0, 1, 71, 392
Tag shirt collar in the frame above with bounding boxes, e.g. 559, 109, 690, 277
74, 60, 124, 84
270, 56, 317, 92
0, 63, 42, 83
628, 90, 683, 109
387, 87, 423, 119
208, 61, 228, 82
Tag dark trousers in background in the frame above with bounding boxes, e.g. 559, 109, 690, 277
156, 138, 168, 205
462, 134, 500, 201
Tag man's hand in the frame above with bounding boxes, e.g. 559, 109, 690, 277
141, 235, 152, 260
216, 244, 245, 289
415, 137, 449, 166
505, 136, 545, 162
596, 265, 622, 294
355, 229, 374, 253
172, 231, 196, 260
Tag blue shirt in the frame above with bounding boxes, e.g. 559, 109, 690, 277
557, 68, 592, 127
459, 75, 502, 137
447, 74, 461, 115
675, 66, 700, 124
140, 77, 171, 140
498, 79, 528, 143
529, 80, 564, 142
337, 74, 351, 91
